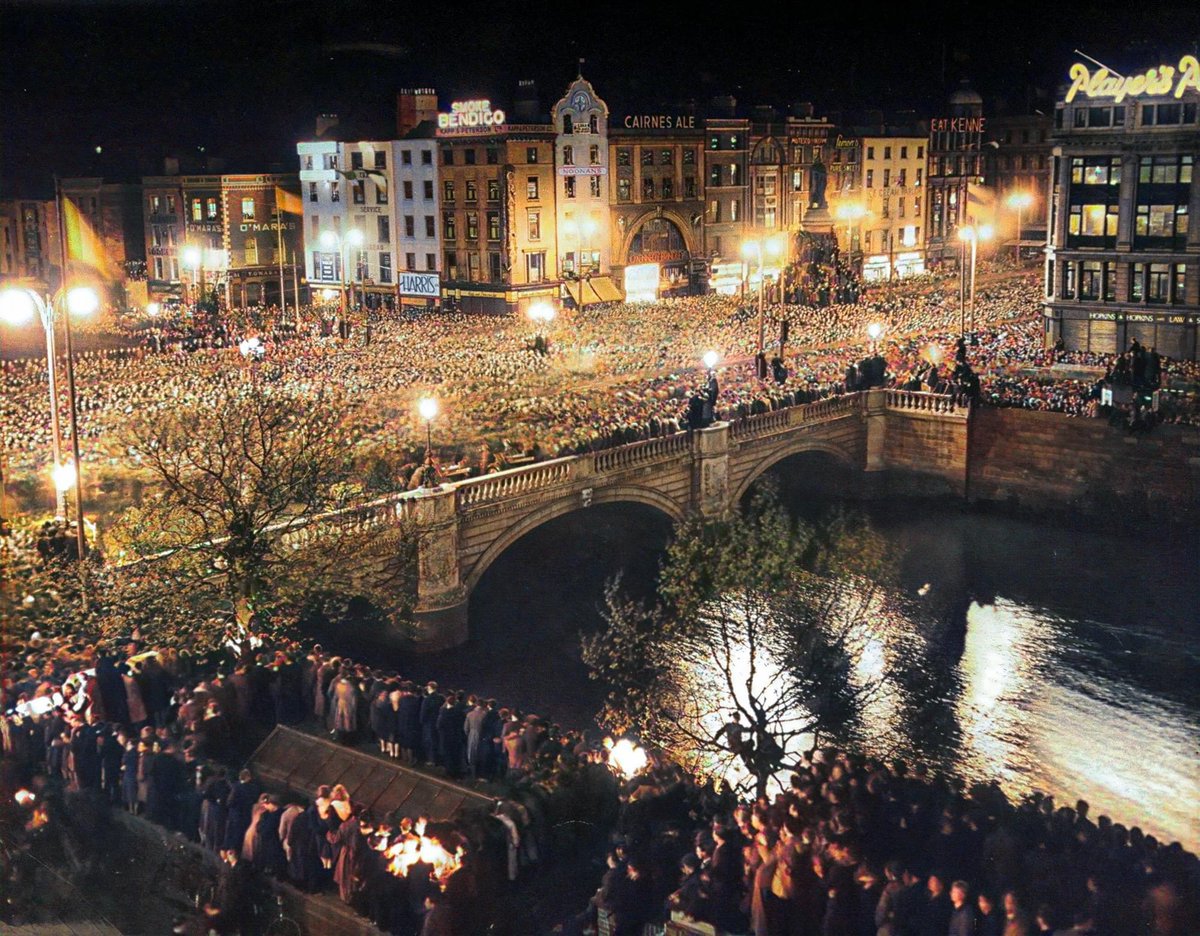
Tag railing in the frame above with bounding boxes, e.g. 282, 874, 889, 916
884, 389, 965, 415
277, 491, 420, 550
730, 392, 862, 441
455, 456, 575, 509
592, 431, 691, 473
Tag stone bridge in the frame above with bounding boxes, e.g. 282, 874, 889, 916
291, 389, 969, 649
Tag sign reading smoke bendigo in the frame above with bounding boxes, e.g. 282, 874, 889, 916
400, 273, 440, 298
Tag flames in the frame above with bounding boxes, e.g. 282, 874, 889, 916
373, 832, 464, 888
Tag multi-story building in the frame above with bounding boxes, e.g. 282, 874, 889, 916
551, 74, 622, 304
1045, 55, 1199, 359
0, 198, 61, 289
298, 129, 440, 310
438, 83, 560, 314
984, 114, 1054, 251
609, 108, 706, 297
926, 81, 991, 267
141, 172, 302, 308
857, 134, 927, 280
59, 178, 145, 277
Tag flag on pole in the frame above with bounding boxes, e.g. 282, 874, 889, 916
274, 186, 303, 215
61, 196, 120, 280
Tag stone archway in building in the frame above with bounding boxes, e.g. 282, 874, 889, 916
617, 210, 698, 268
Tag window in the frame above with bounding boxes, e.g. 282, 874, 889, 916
405, 252, 416, 270
404, 215, 415, 237
684, 177, 696, 198
426, 253, 436, 271
867, 146, 875, 160
330, 182, 340, 202
564, 177, 576, 198
618, 179, 631, 201
917, 145, 924, 159
245, 238, 258, 265
350, 152, 363, 170
352, 181, 365, 204
423, 180, 434, 200
1148, 263, 1170, 303
662, 177, 673, 198
445, 250, 458, 278
563, 145, 574, 166
1130, 263, 1145, 301
1104, 261, 1117, 301
563, 250, 575, 273
617, 149, 631, 167
527, 147, 539, 164
486, 149, 499, 165
528, 211, 540, 240
730, 199, 739, 221
425, 215, 435, 238
308, 182, 318, 203
241, 197, 255, 220
642, 177, 654, 198
916, 168, 923, 186
444, 181, 455, 202
1062, 260, 1076, 299
191, 199, 202, 220
403, 181, 414, 199
661, 149, 673, 165
422, 150, 433, 165
710, 199, 721, 223
487, 179, 500, 202
380, 253, 392, 283
897, 168, 907, 187
883, 169, 890, 187
464, 149, 477, 166
563, 113, 573, 134
1068, 203, 1119, 240
466, 213, 478, 239
465, 181, 477, 202
378, 216, 390, 243
444, 213, 456, 239
527, 176, 539, 199
590, 144, 600, 165
1142, 102, 1189, 125
590, 176, 602, 198
1135, 203, 1188, 243
310, 215, 320, 238
442, 149, 454, 166
710, 165, 722, 186
402, 150, 412, 165
207, 198, 218, 219
304, 155, 314, 170
641, 149, 654, 167
1072, 156, 1122, 186
324, 154, 338, 170
898, 197, 905, 218
900, 145, 908, 159
866, 169, 874, 188
489, 252, 501, 282
1079, 261, 1102, 300
1139, 155, 1193, 185
487, 212, 500, 241
884, 146, 892, 159
377, 182, 388, 205
683, 149, 695, 165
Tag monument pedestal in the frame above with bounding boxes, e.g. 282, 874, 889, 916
801, 206, 835, 236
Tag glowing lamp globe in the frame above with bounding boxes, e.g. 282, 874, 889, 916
0, 288, 37, 326
417, 397, 439, 422
66, 287, 99, 317
867, 322, 883, 341
702, 350, 719, 370
52, 461, 77, 493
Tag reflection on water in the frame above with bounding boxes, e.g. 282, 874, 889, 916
408, 501, 1199, 853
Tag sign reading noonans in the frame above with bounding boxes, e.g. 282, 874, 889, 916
1065, 55, 1200, 103
437, 100, 506, 136
400, 273, 440, 298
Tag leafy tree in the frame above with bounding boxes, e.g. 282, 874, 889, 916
582, 485, 897, 798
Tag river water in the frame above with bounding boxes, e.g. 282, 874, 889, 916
387, 497, 1199, 852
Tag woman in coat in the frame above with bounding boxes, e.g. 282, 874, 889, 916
330, 673, 359, 742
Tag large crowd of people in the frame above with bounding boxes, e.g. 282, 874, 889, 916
5, 273, 1197, 508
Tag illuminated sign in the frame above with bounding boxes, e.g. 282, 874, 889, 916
1065, 56, 1200, 103
622, 115, 697, 130
623, 263, 660, 303
399, 272, 440, 298
558, 166, 607, 176
930, 117, 987, 133
834, 135, 859, 148
437, 100, 506, 136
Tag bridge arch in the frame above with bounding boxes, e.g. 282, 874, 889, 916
462, 484, 686, 593
730, 439, 859, 507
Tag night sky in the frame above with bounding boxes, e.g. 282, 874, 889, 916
2, 0, 1198, 194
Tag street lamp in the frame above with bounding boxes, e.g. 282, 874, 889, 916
958, 224, 993, 341
182, 245, 204, 309
742, 234, 786, 374
1006, 191, 1033, 264
702, 350, 719, 372
319, 229, 364, 321
0, 285, 97, 556
835, 203, 868, 259
417, 396, 439, 479
146, 302, 161, 317
867, 321, 883, 353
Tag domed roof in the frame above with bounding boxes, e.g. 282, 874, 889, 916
949, 81, 983, 106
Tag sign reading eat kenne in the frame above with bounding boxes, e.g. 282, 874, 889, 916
1065, 55, 1200, 103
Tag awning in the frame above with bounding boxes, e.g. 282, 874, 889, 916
584, 275, 623, 303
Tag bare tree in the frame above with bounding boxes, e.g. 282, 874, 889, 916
582, 486, 897, 798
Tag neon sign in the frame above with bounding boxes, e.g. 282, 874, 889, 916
437, 100, 506, 135
1065, 55, 1200, 103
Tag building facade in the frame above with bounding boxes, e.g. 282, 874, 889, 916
984, 114, 1054, 249
609, 112, 706, 297
858, 135, 927, 280
142, 173, 302, 308
59, 178, 146, 277
0, 198, 61, 289
926, 82, 991, 267
298, 133, 440, 309
1045, 56, 1200, 359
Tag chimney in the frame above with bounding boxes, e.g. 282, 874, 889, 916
513, 79, 541, 122
316, 113, 340, 138
397, 88, 438, 137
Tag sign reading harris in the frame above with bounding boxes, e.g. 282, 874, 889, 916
1065, 56, 1200, 104
399, 272, 440, 298
437, 100, 506, 136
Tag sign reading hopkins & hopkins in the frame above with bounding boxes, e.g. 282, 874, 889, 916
399, 272, 440, 298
